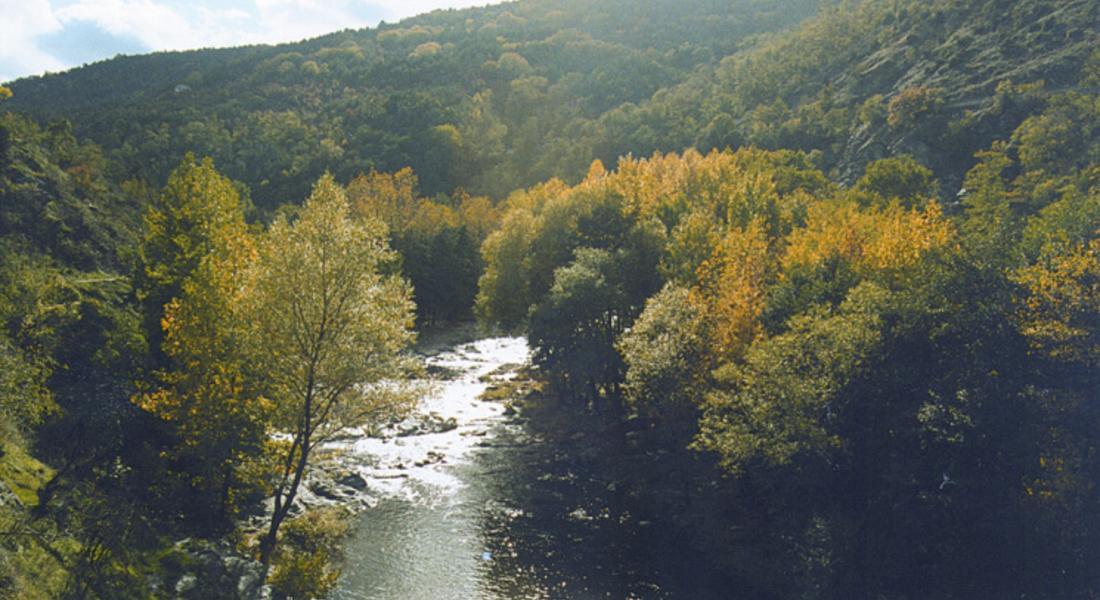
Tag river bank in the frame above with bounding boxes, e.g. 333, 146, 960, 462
161, 324, 744, 599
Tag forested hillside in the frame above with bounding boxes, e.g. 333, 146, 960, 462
595, 0, 1098, 190
1, 0, 1098, 597
6, 0, 818, 207
8, 0, 1097, 211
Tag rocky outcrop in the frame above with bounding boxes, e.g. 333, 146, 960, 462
832, 0, 1098, 191
367, 412, 459, 439
152, 539, 269, 600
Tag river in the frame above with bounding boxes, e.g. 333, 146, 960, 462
327, 333, 730, 599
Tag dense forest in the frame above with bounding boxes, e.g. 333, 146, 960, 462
1, 0, 1098, 597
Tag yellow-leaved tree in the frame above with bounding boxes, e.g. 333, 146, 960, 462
692, 220, 774, 360
134, 155, 264, 525
134, 154, 249, 363
138, 231, 266, 524
251, 173, 417, 572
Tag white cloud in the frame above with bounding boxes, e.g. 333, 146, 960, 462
55, 0, 196, 50
2, 0, 501, 82
249, 0, 375, 45
377, 0, 488, 20
0, 0, 65, 81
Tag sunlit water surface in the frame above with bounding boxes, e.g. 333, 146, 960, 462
330, 336, 726, 599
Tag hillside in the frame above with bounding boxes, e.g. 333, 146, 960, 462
590, 0, 1099, 194
6, 0, 818, 209
7, 0, 1097, 212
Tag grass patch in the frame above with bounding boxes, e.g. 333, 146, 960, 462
0, 440, 53, 507
478, 367, 541, 404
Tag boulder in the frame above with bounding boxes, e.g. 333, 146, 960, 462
336, 472, 369, 491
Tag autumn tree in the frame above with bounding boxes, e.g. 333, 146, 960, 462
136, 231, 265, 526
349, 168, 493, 324
252, 173, 416, 570
476, 209, 537, 329
693, 221, 774, 360
134, 154, 247, 364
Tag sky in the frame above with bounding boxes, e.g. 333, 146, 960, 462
1, 0, 498, 83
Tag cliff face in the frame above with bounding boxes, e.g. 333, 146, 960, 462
830, 0, 1098, 193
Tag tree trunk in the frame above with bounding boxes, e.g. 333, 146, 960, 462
218, 462, 233, 524
259, 389, 314, 576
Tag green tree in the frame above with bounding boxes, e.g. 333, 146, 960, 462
252, 173, 416, 570
528, 224, 661, 403
854, 155, 937, 208
618, 284, 707, 435
529, 248, 629, 400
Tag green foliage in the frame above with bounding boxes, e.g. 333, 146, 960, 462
6, 0, 818, 206
0, 441, 53, 509
1012, 91, 1100, 176
252, 172, 417, 567
618, 285, 706, 431
886, 85, 944, 130
697, 283, 887, 472
0, 113, 135, 271
854, 155, 938, 207
269, 551, 338, 600
584, 0, 1098, 198
529, 245, 654, 400
0, 337, 53, 438
0, 509, 67, 600
269, 508, 347, 600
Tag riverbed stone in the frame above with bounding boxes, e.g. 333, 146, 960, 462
309, 477, 342, 500
437, 417, 459, 432
175, 574, 198, 595
337, 472, 369, 490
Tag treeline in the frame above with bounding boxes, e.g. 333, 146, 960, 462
0, 106, 421, 598
475, 84, 1100, 596
345, 168, 499, 325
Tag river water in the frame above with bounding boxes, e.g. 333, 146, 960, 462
329, 335, 728, 599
